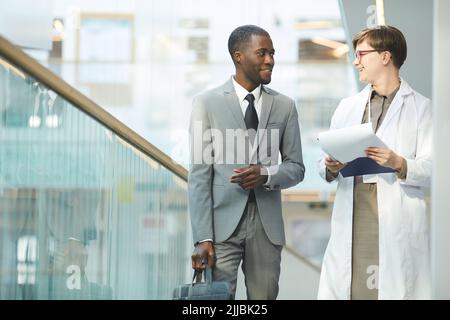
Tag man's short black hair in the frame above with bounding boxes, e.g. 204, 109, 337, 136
228, 25, 270, 59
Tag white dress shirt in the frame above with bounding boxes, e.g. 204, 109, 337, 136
232, 76, 263, 120
232, 76, 271, 185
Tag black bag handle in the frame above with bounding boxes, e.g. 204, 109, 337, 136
192, 257, 212, 286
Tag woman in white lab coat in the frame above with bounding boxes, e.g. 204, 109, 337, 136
318, 26, 432, 299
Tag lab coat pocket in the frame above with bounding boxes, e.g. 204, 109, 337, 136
402, 185, 428, 252
402, 184, 424, 199
408, 231, 429, 253
402, 187, 426, 232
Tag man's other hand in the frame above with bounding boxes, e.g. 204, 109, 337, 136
229, 165, 268, 190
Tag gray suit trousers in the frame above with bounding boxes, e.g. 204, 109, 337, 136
212, 202, 282, 299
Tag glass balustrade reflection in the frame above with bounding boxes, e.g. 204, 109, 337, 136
0, 56, 190, 299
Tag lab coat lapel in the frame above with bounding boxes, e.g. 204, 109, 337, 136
376, 80, 412, 138
348, 86, 371, 126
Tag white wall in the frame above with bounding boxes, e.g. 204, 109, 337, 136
51, 0, 343, 63
339, 0, 434, 98
431, 0, 450, 299
0, 0, 52, 50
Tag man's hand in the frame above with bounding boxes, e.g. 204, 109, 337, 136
365, 147, 404, 171
229, 165, 268, 190
191, 241, 215, 271
324, 156, 346, 174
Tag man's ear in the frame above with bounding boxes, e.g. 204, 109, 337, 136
234, 51, 242, 64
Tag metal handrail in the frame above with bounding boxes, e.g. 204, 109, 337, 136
284, 246, 321, 272
0, 35, 187, 180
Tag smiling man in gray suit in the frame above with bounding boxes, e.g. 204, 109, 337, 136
188, 25, 305, 299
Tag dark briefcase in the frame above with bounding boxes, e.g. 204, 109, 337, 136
172, 266, 233, 300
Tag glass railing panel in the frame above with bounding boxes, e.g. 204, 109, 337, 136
0, 55, 190, 299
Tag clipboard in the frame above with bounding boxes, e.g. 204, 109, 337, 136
340, 157, 395, 177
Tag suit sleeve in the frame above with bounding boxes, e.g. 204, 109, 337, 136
264, 100, 305, 190
188, 96, 214, 244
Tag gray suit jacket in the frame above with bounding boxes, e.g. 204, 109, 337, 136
188, 79, 304, 245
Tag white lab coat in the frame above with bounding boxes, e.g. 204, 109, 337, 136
318, 80, 432, 299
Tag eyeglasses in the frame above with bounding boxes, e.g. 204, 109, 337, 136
355, 49, 380, 61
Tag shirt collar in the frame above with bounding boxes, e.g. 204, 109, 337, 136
372, 84, 400, 104
386, 85, 400, 104
231, 76, 262, 105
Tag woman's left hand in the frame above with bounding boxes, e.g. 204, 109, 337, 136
365, 147, 404, 172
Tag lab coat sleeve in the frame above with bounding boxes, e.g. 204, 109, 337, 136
318, 99, 345, 183
401, 98, 432, 188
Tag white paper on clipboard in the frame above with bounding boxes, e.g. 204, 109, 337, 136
317, 123, 388, 163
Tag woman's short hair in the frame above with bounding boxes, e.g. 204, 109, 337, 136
352, 25, 407, 69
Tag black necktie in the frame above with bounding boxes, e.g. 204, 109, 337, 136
244, 93, 258, 202
244, 93, 258, 130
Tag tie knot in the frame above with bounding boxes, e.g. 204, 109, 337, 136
245, 94, 255, 103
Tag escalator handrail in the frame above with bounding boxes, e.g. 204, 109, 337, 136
0, 35, 187, 180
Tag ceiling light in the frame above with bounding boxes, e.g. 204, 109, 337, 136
376, 0, 386, 25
